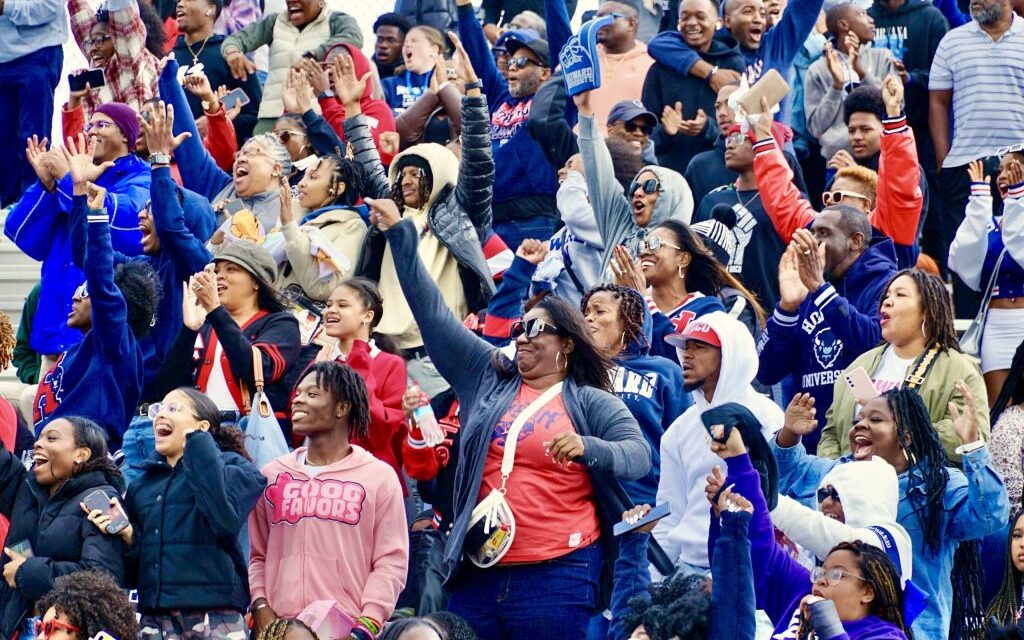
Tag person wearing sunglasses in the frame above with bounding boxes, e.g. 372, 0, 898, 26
34, 571, 138, 640
605, 101, 658, 163
365, 195, 649, 640
0, 417, 126, 640
84, 387, 264, 640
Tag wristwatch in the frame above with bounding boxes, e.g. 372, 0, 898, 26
318, 90, 336, 100
149, 152, 171, 166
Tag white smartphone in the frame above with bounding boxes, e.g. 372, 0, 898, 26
844, 367, 880, 404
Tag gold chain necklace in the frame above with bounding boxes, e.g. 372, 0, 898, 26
185, 35, 212, 66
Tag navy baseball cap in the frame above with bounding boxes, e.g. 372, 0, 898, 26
503, 35, 550, 65
494, 28, 541, 53
607, 100, 657, 128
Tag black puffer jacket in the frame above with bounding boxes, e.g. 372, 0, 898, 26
346, 94, 497, 313
124, 431, 265, 613
0, 450, 125, 640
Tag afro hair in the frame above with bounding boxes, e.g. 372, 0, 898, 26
36, 570, 138, 640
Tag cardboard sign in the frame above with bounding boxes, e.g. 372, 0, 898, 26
559, 14, 616, 97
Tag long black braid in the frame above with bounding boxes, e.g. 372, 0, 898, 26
581, 284, 649, 351
886, 387, 950, 554
301, 361, 371, 440
992, 339, 1024, 424
985, 508, 1024, 632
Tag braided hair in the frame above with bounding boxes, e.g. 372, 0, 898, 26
580, 284, 649, 352
301, 361, 371, 440
885, 388, 950, 553
797, 541, 912, 640
257, 618, 319, 640
984, 508, 1024, 631
317, 154, 363, 208
879, 270, 959, 353
173, 387, 251, 461
0, 311, 16, 371
35, 570, 138, 640
992, 338, 1024, 424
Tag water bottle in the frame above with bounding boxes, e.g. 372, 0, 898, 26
413, 401, 444, 446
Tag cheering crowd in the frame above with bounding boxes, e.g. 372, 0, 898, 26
1, 0, 1024, 636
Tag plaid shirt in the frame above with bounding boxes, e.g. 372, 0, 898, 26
69, 0, 159, 116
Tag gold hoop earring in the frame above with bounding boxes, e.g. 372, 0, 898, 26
555, 351, 567, 373
678, 265, 687, 280
921, 320, 927, 341
620, 330, 627, 346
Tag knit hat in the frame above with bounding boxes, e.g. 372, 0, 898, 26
95, 102, 141, 150
692, 204, 738, 266
701, 403, 779, 510
212, 240, 277, 285
243, 134, 292, 178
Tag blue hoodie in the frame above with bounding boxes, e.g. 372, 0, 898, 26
456, 0, 571, 223
647, 0, 825, 125
481, 256, 686, 505
756, 236, 897, 452
34, 196, 148, 447
5, 154, 150, 356
770, 440, 1008, 639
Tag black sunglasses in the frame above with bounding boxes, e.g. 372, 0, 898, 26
627, 178, 661, 196
507, 55, 548, 71
622, 121, 654, 136
510, 318, 560, 340
817, 486, 841, 504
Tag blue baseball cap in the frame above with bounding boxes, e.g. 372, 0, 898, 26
607, 100, 657, 128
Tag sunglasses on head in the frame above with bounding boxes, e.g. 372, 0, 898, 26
816, 486, 841, 504
507, 56, 547, 71
34, 619, 80, 638
276, 129, 306, 145
627, 178, 661, 196
510, 317, 561, 340
640, 236, 681, 253
822, 190, 869, 206
74, 282, 90, 300
621, 120, 654, 136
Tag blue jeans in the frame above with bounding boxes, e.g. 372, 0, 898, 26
121, 416, 155, 486
0, 45, 63, 207
493, 216, 560, 253
447, 544, 603, 640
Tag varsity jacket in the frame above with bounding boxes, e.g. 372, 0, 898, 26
948, 181, 1024, 299
752, 114, 923, 269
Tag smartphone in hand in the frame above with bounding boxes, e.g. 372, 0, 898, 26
68, 69, 106, 92
844, 367, 880, 404
82, 490, 130, 534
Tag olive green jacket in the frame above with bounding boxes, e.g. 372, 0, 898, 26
818, 344, 989, 464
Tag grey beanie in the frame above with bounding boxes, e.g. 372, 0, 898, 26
243, 133, 293, 178
213, 240, 278, 285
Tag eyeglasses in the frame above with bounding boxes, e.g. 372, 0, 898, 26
810, 566, 868, 587
147, 401, 190, 420
234, 145, 271, 163
35, 619, 80, 638
725, 132, 748, 148
822, 190, 870, 206
640, 236, 681, 253
507, 56, 548, 71
84, 34, 113, 48
84, 120, 117, 133
510, 317, 561, 340
621, 121, 654, 136
73, 282, 90, 300
816, 486, 841, 504
627, 178, 661, 196
276, 129, 306, 145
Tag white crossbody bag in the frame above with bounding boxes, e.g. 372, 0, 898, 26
465, 382, 564, 568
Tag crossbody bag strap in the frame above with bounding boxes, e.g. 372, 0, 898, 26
904, 345, 941, 390
241, 345, 266, 413
497, 381, 564, 493
974, 246, 1009, 319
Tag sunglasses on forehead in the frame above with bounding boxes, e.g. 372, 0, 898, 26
509, 317, 561, 340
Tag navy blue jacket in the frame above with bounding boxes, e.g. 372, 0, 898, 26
0, 447, 125, 640
686, 134, 808, 207
34, 196, 148, 447
756, 237, 897, 452
124, 431, 265, 613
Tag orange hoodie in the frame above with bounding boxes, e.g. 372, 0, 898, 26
248, 445, 409, 624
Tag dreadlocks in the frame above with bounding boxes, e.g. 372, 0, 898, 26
880, 270, 959, 352
0, 312, 16, 371
302, 360, 371, 440
985, 508, 1024, 632
258, 618, 319, 640
992, 339, 1024, 424
886, 387, 950, 554
581, 284, 649, 351
390, 161, 433, 211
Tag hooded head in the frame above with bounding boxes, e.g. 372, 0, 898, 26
387, 143, 459, 211
626, 165, 694, 230
665, 310, 756, 407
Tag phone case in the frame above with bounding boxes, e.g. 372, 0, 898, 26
844, 367, 879, 404
737, 69, 789, 115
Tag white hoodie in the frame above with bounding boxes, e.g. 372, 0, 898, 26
770, 457, 914, 587
653, 311, 783, 569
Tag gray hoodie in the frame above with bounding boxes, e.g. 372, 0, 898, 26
578, 114, 694, 278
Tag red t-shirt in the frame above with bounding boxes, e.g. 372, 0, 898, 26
477, 383, 601, 564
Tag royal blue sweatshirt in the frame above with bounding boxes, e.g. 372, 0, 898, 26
481, 256, 687, 504
381, 69, 434, 113
756, 237, 897, 452
647, 0, 825, 125
34, 196, 147, 447
456, 0, 571, 222
5, 154, 150, 356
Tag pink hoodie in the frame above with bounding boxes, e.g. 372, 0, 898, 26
248, 446, 409, 623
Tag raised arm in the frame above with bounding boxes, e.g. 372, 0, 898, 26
337, 62, 392, 199
873, 77, 922, 247
577, 94, 633, 251
751, 128, 815, 242
999, 174, 1024, 266
455, 93, 493, 231
313, 12, 365, 59
67, 0, 97, 55
106, 0, 149, 62
456, 0, 509, 113
948, 174, 994, 291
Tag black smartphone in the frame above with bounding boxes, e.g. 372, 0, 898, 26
82, 489, 130, 534
613, 503, 672, 536
220, 88, 250, 111
69, 68, 106, 92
